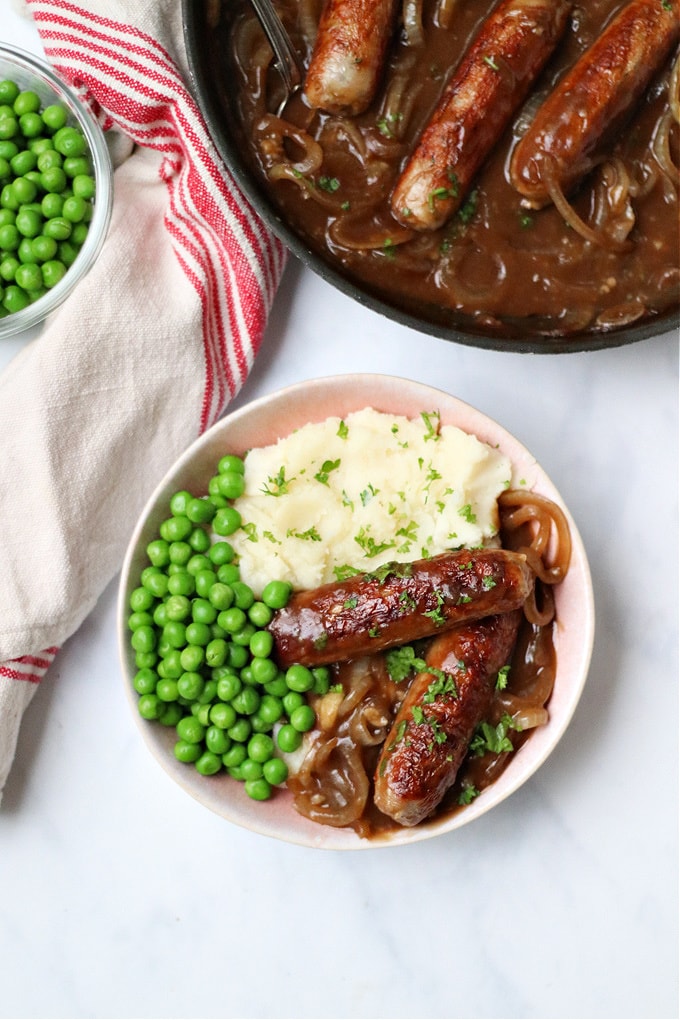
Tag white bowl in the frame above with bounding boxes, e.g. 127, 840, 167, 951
0, 45, 113, 339
118, 374, 594, 849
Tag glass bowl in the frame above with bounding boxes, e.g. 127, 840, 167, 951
0, 44, 113, 339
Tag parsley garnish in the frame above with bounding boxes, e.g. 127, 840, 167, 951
458, 783, 479, 806
458, 503, 477, 524
261, 466, 294, 496
354, 528, 395, 558
287, 526, 322, 542
469, 713, 521, 756
496, 664, 511, 690
337, 420, 349, 439
385, 645, 427, 682
421, 409, 441, 442
317, 175, 340, 193
314, 458, 341, 485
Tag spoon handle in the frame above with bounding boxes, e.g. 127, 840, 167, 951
248, 0, 303, 92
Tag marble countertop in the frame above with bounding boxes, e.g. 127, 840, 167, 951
1, 9, 678, 1020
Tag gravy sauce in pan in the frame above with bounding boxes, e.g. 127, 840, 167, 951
224, 0, 679, 340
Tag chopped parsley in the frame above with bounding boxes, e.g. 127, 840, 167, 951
496, 664, 511, 690
286, 526, 322, 542
469, 713, 521, 757
317, 175, 340, 193
314, 458, 341, 485
354, 528, 395, 558
337, 420, 349, 439
421, 409, 441, 442
261, 466, 294, 496
385, 645, 427, 683
458, 783, 479, 806
458, 503, 477, 524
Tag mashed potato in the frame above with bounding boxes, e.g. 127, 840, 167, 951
231, 407, 512, 593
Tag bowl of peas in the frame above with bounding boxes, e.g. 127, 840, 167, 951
0, 44, 113, 338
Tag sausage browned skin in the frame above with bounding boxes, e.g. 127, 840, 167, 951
373, 610, 522, 826
269, 549, 534, 668
509, 0, 680, 208
303, 0, 400, 116
390, 0, 573, 230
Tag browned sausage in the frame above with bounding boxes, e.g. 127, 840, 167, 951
269, 548, 533, 668
303, 0, 400, 116
390, 0, 573, 230
509, 0, 680, 208
373, 610, 522, 826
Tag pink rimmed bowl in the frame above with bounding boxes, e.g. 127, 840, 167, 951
117, 374, 594, 849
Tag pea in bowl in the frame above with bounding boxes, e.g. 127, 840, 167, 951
118, 374, 594, 849
0, 44, 113, 339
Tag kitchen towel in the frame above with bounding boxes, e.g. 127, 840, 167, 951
0, 0, 287, 799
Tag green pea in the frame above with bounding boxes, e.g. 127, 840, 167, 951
11, 176, 37, 204
244, 778, 272, 801
40, 166, 67, 194
248, 601, 273, 628
209, 702, 237, 730
15, 207, 41, 238
138, 693, 161, 720
282, 690, 304, 716
0, 256, 19, 282
0, 80, 20, 106
263, 756, 288, 785
205, 726, 231, 756
174, 740, 202, 764
63, 155, 90, 178
176, 715, 205, 744
31, 235, 58, 262
41, 259, 67, 289
0, 117, 18, 142
53, 125, 86, 157
146, 538, 171, 567
19, 112, 43, 138
232, 686, 260, 716
62, 194, 87, 222
15, 262, 43, 292
128, 611, 154, 632
285, 664, 314, 692
261, 579, 292, 609
42, 103, 68, 132
227, 717, 252, 744
156, 678, 179, 703
222, 743, 247, 769
2, 284, 29, 313
213, 505, 242, 536
177, 671, 204, 701
240, 757, 264, 781
277, 723, 303, 754
248, 629, 273, 661
0, 223, 19, 250
195, 751, 222, 776
215, 672, 241, 702
43, 215, 72, 240
167, 570, 195, 596
290, 704, 316, 733
249, 656, 278, 686
158, 702, 183, 727
247, 733, 274, 763
216, 563, 240, 585
36, 148, 62, 171
218, 454, 245, 475
205, 638, 228, 667
188, 526, 211, 553
179, 644, 204, 672
159, 514, 193, 542
133, 668, 158, 695
13, 90, 41, 116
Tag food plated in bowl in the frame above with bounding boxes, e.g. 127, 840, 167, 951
0, 45, 113, 339
182, 0, 679, 353
118, 375, 594, 848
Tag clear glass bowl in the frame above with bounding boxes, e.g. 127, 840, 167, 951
0, 44, 113, 339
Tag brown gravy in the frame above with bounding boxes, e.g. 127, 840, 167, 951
223, 0, 678, 340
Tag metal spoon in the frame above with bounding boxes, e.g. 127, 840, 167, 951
247, 0, 304, 96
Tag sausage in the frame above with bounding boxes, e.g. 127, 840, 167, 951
303, 0, 400, 116
269, 548, 533, 668
390, 0, 573, 230
509, 0, 680, 208
373, 610, 522, 826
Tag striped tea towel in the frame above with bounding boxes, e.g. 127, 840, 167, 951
0, 0, 287, 800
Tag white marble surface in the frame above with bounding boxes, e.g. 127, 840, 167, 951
1, 9, 678, 1020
